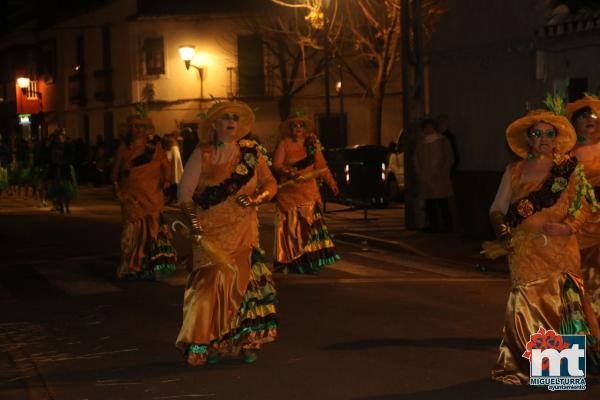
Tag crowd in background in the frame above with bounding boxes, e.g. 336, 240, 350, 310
0, 126, 189, 211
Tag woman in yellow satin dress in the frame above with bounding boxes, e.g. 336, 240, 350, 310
176, 101, 278, 366
112, 115, 176, 280
488, 108, 600, 384
272, 113, 340, 274
568, 95, 600, 322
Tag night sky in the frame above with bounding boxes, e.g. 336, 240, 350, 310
0, 0, 273, 35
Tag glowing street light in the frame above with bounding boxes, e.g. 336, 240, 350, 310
179, 45, 209, 98
16, 77, 30, 95
178, 45, 196, 70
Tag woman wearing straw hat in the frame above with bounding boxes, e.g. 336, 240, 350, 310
568, 94, 600, 323
176, 100, 278, 366
486, 104, 600, 384
272, 112, 340, 274
112, 115, 176, 280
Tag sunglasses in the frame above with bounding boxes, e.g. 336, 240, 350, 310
579, 110, 598, 120
220, 113, 240, 122
292, 122, 306, 129
528, 129, 557, 139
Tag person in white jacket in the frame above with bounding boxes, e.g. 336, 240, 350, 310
414, 118, 454, 233
163, 134, 184, 204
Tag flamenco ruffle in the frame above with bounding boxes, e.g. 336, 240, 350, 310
187, 248, 278, 358
275, 205, 340, 274
493, 273, 600, 384
560, 275, 600, 373
136, 228, 177, 281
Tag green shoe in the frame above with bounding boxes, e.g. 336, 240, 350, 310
207, 353, 219, 364
242, 350, 257, 364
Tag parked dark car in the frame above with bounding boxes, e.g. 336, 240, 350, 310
322, 144, 389, 207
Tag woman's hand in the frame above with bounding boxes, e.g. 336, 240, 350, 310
542, 222, 572, 236
236, 191, 270, 207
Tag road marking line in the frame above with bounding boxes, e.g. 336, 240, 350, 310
35, 266, 120, 296
337, 232, 430, 258
328, 259, 414, 277
348, 251, 476, 278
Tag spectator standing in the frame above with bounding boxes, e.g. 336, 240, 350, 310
437, 114, 459, 172
414, 118, 454, 233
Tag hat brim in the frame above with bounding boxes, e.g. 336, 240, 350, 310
506, 110, 576, 159
279, 117, 315, 137
566, 96, 600, 137
199, 102, 255, 143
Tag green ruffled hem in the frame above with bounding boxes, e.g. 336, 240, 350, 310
132, 263, 177, 281
559, 275, 600, 373
188, 343, 208, 355
277, 253, 340, 275
186, 248, 278, 355
238, 256, 278, 313
186, 319, 278, 356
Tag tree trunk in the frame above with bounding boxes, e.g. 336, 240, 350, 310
369, 90, 384, 145
278, 95, 292, 121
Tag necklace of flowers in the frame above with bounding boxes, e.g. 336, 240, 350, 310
193, 139, 259, 210
506, 154, 577, 229
569, 163, 598, 217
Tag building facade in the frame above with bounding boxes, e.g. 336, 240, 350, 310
0, 0, 406, 154
427, 0, 600, 236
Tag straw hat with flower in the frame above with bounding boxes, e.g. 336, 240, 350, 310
197, 100, 255, 144
506, 95, 576, 159
279, 110, 315, 137
566, 94, 600, 139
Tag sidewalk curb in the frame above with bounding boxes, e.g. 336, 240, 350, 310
334, 232, 509, 275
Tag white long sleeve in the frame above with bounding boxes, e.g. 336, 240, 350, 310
178, 148, 204, 204
490, 165, 513, 215
171, 146, 184, 184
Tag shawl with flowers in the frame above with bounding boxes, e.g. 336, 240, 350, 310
192, 139, 260, 210
292, 136, 318, 170
505, 155, 578, 229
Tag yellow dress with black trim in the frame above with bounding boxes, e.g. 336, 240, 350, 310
492, 160, 600, 385
113, 141, 176, 280
574, 143, 600, 321
272, 137, 340, 274
175, 142, 278, 361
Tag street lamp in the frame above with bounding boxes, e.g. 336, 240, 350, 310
179, 45, 208, 98
16, 77, 30, 95
15, 76, 44, 140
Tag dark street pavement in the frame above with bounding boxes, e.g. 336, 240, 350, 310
0, 188, 598, 400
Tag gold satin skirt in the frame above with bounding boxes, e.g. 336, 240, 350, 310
492, 272, 600, 385
274, 203, 340, 274
117, 211, 159, 279
176, 248, 277, 361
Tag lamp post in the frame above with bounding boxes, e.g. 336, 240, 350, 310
16, 77, 30, 96
335, 63, 345, 147
16, 76, 45, 139
179, 45, 208, 99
